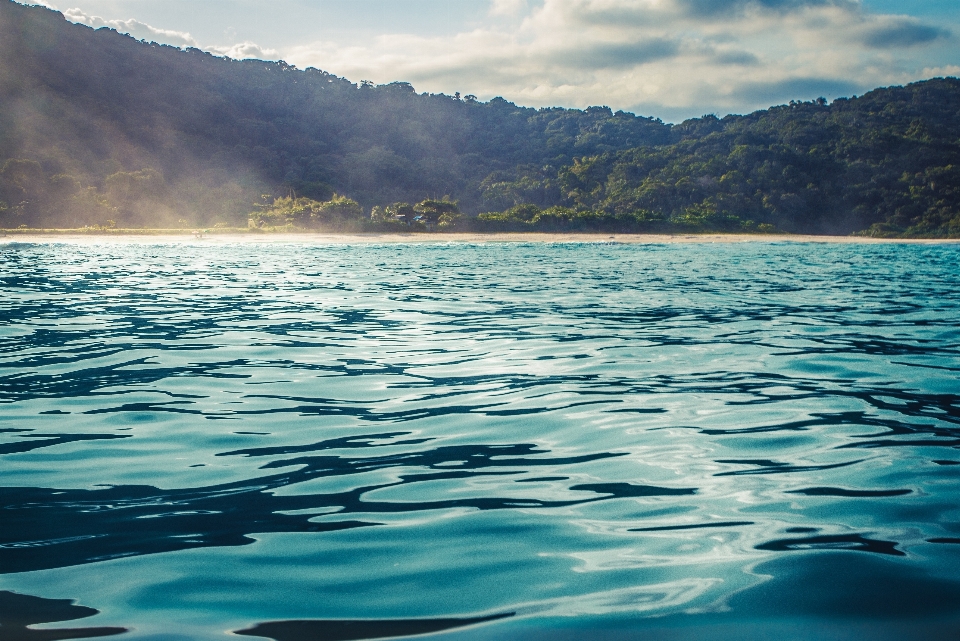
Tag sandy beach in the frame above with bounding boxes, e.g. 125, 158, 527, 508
1, 231, 958, 244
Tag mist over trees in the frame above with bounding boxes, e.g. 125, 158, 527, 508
1, 0, 958, 236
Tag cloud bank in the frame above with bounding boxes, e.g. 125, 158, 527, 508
62, 7, 278, 60
47, 0, 957, 121
284, 0, 954, 120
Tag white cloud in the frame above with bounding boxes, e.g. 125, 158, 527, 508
490, 0, 528, 16
63, 8, 277, 60
64, 8, 199, 47
208, 41, 279, 60
283, 0, 955, 120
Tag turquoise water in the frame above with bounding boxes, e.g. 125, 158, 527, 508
1, 240, 959, 640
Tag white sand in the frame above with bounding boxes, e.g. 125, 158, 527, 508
2, 232, 957, 244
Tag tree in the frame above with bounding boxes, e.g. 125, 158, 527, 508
413, 199, 460, 224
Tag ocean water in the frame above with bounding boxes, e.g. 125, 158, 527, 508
1, 239, 959, 641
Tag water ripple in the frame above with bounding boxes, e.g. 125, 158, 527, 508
1, 240, 959, 636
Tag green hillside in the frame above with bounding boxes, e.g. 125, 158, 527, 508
1, 0, 958, 235
545, 84, 960, 236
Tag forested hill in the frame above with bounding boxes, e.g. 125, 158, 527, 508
0, 1, 669, 228
548, 81, 960, 237
1, 0, 958, 236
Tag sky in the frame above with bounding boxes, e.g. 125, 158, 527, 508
23, 0, 960, 122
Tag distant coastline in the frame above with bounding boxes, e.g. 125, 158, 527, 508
2, 2, 958, 240
2, 230, 957, 245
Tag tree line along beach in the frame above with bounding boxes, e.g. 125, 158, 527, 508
1, 0, 958, 238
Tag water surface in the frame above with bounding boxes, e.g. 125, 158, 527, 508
1, 240, 959, 639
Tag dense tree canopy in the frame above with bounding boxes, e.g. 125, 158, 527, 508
551, 87, 960, 236
0, 0, 957, 235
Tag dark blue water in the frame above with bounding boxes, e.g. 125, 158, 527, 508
1, 239, 959, 640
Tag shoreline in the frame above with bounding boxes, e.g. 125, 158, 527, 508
1, 231, 958, 244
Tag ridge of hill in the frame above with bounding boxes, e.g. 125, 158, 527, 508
1, 0, 958, 236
